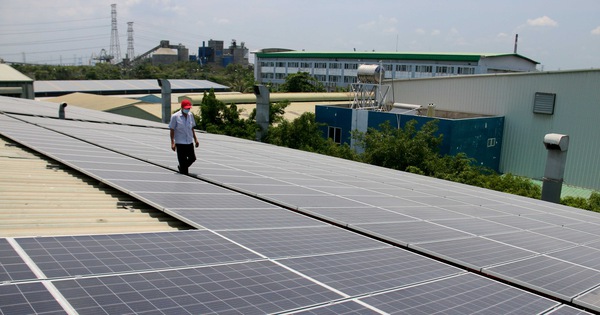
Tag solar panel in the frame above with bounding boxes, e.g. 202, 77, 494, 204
52, 260, 343, 315
484, 256, 600, 301
411, 237, 536, 270
430, 217, 520, 236
359, 273, 560, 315
0, 239, 37, 282
573, 286, 600, 313
485, 230, 576, 254
0, 282, 66, 315
219, 226, 389, 259
548, 246, 600, 270
172, 208, 327, 230
352, 221, 472, 246
303, 206, 418, 225
16, 231, 260, 278
277, 247, 463, 296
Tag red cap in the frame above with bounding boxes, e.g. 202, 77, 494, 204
181, 99, 192, 109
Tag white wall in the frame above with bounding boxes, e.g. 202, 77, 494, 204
389, 69, 600, 190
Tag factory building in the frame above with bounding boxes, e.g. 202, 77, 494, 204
387, 69, 600, 192
253, 50, 538, 90
197, 39, 249, 67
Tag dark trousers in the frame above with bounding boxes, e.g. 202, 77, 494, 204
176, 143, 196, 174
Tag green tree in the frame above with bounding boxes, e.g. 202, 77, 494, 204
280, 72, 326, 92
223, 64, 255, 92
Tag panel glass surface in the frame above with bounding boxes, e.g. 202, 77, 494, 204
219, 226, 388, 259
303, 207, 418, 225
359, 273, 559, 315
412, 237, 536, 270
0, 282, 66, 315
290, 301, 380, 314
53, 260, 342, 315
353, 221, 472, 245
17, 231, 259, 278
172, 208, 327, 230
431, 217, 520, 236
278, 247, 462, 296
136, 191, 276, 209
484, 256, 600, 300
485, 231, 576, 254
0, 238, 37, 282
573, 286, 600, 313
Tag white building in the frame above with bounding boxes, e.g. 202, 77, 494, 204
253, 50, 539, 90
388, 69, 600, 191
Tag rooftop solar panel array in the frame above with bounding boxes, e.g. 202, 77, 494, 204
1, 100, 599, 313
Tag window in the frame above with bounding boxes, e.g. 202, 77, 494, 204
344, 76, 358, 83
487, 138, 497, 147
533, 92, 556, 115
457, 67, 475, 75
436, 66, 453, 74
329, 63, 341, 69
301, 62, 312, 68
415, 65, 432, 73
276, 62, 285, 67
314, 62, 327, 68
288, 62, 299, 68
395, 64, 411, 72
328, 126, 342, 144
344, 63, 358, 70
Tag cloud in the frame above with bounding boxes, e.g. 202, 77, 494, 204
592, 26, 600, 35
431, 29, 441, 36
415, 28, 426, 35
527, 16, 558, 27
358, 15, 398, 33
213, 17, 231, 25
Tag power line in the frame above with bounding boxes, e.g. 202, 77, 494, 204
0, 25, 106, 36
0, 17, 109, 27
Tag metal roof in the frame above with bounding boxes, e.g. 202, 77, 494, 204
0, 64, 33, 82
34, 79, 230, 97
254, 51, 540, 64
0, 136, 191, 237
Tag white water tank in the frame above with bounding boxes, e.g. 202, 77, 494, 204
357, 64, 384, 84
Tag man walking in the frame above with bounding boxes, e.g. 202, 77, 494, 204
169, 99, 199, 175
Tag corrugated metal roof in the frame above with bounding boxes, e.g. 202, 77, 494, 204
34, 79, 230, 97
43, 92, 141, 111
254, 51, 539, 64
0, 64, 33, 82
0, 136, 192, 237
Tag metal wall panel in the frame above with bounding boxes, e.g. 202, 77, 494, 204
390, 70, 600, 190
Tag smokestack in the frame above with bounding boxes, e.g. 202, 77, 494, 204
541, 133, 569, 203
514, 34, 519, 54
157, 79, 171, 123
253, 85, 270, 142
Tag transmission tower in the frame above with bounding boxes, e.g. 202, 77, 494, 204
109, 4, 121, 64
126, 22, 134, 60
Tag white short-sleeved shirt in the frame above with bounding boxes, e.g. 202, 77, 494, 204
169, 110, 196, 144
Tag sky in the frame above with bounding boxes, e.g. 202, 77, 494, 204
1, 0, 599, 71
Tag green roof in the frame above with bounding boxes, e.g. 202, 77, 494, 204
254, 51, 539, 64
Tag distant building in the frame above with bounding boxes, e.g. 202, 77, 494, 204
253, 50, 539, 91
197, 39, 249, 68
0, 63, 34, 99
